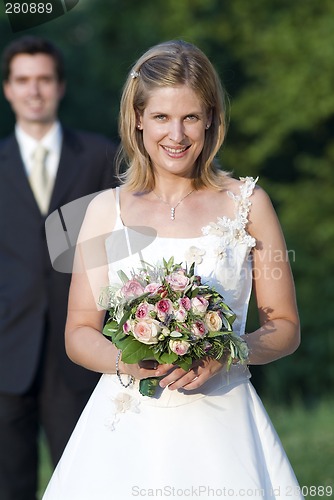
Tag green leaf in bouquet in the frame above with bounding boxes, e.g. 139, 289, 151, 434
175, 356, 193, 371
190, 287, 200, 298
188, 261, 195, 276
139, 377, 161, 397
117, 270, 130, 284
117, 307, 132, 330
120, 340, 153, 364
102, 320, 119, 337
229, 342, 236, 359
222, 315, 234, 331
158, 351, 179, 364
207, 330, 227, 338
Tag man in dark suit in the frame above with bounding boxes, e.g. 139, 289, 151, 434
0, 36, 117, 499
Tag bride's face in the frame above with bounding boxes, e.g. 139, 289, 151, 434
138, 84, 210, 179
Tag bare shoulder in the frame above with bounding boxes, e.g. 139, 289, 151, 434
78, 188, 118, 241
250, 182, 274, 215
222, 176, 270, 206
87, 188, 117, 212
247, 182, 283, 238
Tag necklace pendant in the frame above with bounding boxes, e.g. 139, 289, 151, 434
170, 207, 175, 220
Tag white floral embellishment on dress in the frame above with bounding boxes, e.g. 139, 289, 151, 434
185, 246, 206, 265
202, 177, 258, 250
214, 245, 227, 260
105, 392, 140, 431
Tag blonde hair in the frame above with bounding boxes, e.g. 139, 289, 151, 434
117, 40, 230, 192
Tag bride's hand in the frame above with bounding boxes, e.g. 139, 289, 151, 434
157, 356, 225, 391
119, 359, 174, 380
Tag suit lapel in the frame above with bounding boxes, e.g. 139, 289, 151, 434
49, 128, 83, 212
0, 134, 41, 215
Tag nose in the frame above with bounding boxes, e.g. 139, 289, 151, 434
28, 79, 40, 96
168, 120, 185, 143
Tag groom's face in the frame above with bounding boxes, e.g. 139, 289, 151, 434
3, 53, 65, 129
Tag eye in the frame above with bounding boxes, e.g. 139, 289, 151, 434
184, 115, 199, 122
15, 77, 28, 84
153, 114, 167, 121
39, 76, 55, 84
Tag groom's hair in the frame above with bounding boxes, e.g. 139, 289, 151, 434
2, 35, 65, 82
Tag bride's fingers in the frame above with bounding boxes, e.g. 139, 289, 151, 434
159, 367, 198, 390
159, 358, 223, 390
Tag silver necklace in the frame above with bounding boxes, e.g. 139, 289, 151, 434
153, 189, 195, 220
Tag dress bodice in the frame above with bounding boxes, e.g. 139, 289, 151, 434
106, 177, 258, 336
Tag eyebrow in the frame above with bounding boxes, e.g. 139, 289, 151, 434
148, 110, 205, 116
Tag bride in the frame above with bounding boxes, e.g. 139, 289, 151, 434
43, 40, 303, 499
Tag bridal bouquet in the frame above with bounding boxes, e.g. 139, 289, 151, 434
100, 258, 249, 397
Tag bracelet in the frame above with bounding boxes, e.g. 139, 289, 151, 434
115, 349, 134, 388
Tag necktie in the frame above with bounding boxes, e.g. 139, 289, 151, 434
29, 144, 52, 214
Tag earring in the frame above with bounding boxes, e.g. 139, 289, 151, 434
205, 124, 210, 129
137, 124, 141, 129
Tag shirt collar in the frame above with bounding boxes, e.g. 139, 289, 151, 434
15, 121, 62, 158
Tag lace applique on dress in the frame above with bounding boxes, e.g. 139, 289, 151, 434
202, 176, 258, 249
105, 392, 140, 431
184, 246, 206, 265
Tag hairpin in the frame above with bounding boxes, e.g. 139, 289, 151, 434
130, 70, 140, 79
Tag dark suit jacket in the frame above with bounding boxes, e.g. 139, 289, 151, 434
0, 127, 118, 394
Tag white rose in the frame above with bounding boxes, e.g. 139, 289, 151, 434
205, 311, 223, 332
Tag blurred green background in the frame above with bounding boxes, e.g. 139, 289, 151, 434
0, 0, 333, 497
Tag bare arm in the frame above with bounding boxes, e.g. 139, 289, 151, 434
244, 186, 300, 364
159, 184, 300, 391
64, 190, 120, 373
64, 190, 172, 379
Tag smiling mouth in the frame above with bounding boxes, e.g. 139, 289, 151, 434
27, 100, 44, 109
162, 145, 190, 155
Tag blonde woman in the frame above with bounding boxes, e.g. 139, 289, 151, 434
43, 40, 303, 499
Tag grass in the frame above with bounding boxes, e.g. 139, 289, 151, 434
266, 399, 334, 499
37, 399, 334, 499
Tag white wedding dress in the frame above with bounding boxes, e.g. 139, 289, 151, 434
42, 178, 303, 499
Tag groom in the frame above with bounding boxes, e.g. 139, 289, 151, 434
0, 35, 117, 499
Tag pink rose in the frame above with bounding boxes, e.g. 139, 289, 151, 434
156, 299, 173, 320
191, 296, 209, 315
123, 320, 131, 334
174, 306, 187, 322
166, 270, 189, 291
135, 302, 154, 320
191, 320, 208, 338
169, 339, 190, 356
178, 297, 191, 311
133, 320, 160, 344
144, 283, 160, 295
121, 279, 145, 299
